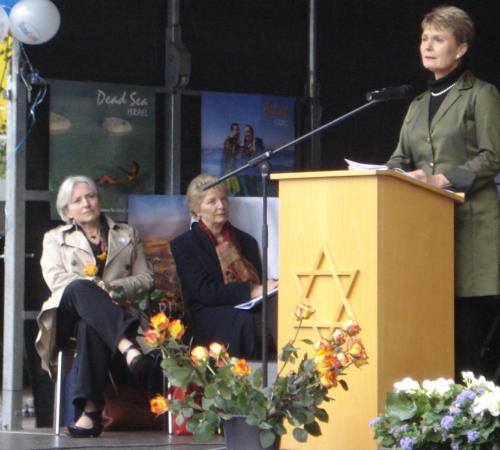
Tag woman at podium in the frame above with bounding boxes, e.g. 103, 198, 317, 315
171, 173, 278, 359
386, 6, 500, 381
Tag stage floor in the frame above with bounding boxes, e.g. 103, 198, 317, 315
0, 429, 226, 450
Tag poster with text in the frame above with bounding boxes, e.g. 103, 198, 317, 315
201, 92, 295, 196
49, 80, 155, 219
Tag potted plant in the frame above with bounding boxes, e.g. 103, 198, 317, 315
370, 373, 500, 450
145, 303, 368, 449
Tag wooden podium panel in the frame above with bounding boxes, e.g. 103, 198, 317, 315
271, 170, 462, 450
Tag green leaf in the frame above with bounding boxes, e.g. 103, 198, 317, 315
175, 414, 186, 426
274, 420, 287, 435
314, 407, 329, 423
180, 407, 193, 418
293, 427, 308, 442
150, 289, 166, 302
339, 379, 348, 391
304, 420, 322, 436
386, 392, 417, 421
137, 298, 149, 311
161, 359, 193, 388
252, 368, 263, 388
259, 429, 277, 448
203, 383, 218, 399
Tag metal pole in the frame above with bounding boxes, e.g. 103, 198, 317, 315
2, 39, 27, 430
165, 0, 182, 194
308, 0, 322, 169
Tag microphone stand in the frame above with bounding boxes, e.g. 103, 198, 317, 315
203, 98, 382, 386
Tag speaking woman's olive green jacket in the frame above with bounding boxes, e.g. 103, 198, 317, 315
387, 71, 500, 298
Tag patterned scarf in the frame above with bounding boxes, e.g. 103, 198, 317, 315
197, 220, 260, 285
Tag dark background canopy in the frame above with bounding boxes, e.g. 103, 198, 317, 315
25, 0, 499, 187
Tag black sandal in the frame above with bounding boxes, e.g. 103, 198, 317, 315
67, 410, 103, 438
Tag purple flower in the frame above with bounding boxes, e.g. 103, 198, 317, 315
455, 390, 476, 405
440, 415, 454, 430
369, 417, 380, 427
451, 444, 459, 450
399, 437, 414, 450
449, 406, 461, 415
467, 430, 479, 442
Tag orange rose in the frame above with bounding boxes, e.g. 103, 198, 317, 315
295, 303, 315, 320
343, 319, 361, 336
144, 328, 166, 348
314, 338, 334, 358
209, 342, 229, 366
150, 394, 169, 415
316, 352, 341, 373
208, 342, 225, 358
83, 263, 99, 277
320, 370, 338, 389
231, 358, 252, 377
347, 336, 368, 367
150, 312, 169, 331
191, 345, 209, 365
96, 251, 107, 261
336, 351, 350, 367
167, 319, 185, 340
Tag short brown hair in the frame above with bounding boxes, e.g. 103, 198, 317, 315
186, 173, 229, 218
422, 6, 475, 46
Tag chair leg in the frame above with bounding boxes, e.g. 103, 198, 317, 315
53, 349, 64, 435
166, 379, 171, 434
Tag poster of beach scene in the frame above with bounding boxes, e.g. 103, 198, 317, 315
201, 91, 295, 196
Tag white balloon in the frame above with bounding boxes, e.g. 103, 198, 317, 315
9, 0, 60, 45
0, 7, 9, 41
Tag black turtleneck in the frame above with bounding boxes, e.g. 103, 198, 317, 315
428, 63, 467, 123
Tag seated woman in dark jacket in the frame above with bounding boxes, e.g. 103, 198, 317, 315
170, 173, 278, 359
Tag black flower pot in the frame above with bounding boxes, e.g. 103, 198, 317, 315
222, 417, 280, 450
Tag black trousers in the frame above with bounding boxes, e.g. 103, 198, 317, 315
56, 280, 138, 411
455, 296, 500, 383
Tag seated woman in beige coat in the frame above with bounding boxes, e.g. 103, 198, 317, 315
36, 175, 154, 437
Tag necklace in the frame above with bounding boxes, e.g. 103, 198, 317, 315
431, 83, 455, 97
85, 229, 100, 242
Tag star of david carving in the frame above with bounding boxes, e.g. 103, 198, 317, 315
293, 242, 359, 338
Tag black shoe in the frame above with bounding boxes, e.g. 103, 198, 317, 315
123, 343, 153, 379
67, 410, 103, 438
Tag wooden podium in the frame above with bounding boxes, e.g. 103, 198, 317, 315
271, 170, 463, 450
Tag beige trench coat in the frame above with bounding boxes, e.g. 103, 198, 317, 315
35, 215, 153, 377
387, 71, 500, 297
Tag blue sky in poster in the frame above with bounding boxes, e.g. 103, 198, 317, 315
201, 92, 295, 177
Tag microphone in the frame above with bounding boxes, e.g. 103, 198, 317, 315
366, 85, 414, 101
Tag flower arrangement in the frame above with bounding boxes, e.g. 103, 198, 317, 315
146, 304, 368, 448
370, 373, 500, 450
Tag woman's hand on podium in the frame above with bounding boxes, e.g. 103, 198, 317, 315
407, 169, 451, 188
